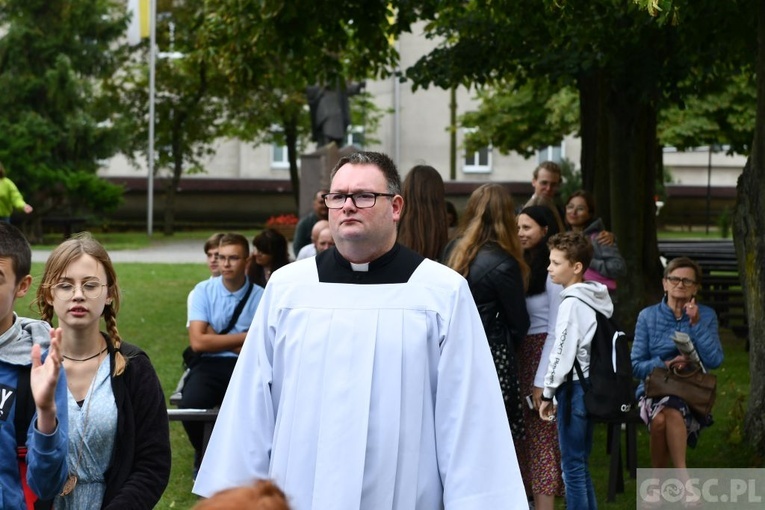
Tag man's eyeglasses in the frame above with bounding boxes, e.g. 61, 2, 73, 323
51, 281, 107, 300
666, 276, 697, 287
537, 179, 560, 189
322, 192, 395, 209
217, 255, 242, 264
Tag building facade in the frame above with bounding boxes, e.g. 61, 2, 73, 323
99, 23, 745, 226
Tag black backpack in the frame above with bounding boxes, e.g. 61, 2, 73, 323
569, 298, 635, 423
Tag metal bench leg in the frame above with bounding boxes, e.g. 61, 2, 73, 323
626, 421, 638, 478
607, 422, 625, 502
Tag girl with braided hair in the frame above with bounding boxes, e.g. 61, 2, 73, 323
36, 232, 170, 509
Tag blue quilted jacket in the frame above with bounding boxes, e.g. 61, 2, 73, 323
631, 297, 724, 397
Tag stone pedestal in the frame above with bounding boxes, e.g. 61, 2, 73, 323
299, 144, 360, 216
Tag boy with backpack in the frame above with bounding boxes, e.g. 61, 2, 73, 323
539, 232, 614, 510
0, 222, 69, 508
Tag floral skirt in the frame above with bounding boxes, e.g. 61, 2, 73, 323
639, 394, 713, 448
515, 332, 564, 497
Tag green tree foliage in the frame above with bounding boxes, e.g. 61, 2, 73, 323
558, 158, 582, 204
349, 91, 391, 149
117, 1, 232, 235
460, 81, 579, 157
636, 0, 764, 458
406, 0, 755, 329
0, 0, 129, 238
659, 72, 756, 154
198, 0, 414, 205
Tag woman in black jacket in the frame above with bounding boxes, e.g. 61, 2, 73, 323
445, 183, 530, 441
36, 233, 170, 509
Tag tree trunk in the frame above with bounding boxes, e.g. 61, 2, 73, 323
163, 153, 181, 236
578, 70, 663, 329
579, 69, 613, 229
733, 0, 765, 456
285, 116, 300, 209
604, 86, 664, 330
164, 119, 183, 236
450, 86, 457, 181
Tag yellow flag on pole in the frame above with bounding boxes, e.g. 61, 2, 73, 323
127, 0, 150, 45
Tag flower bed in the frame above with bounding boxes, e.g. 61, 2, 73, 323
266, 214, 299, 240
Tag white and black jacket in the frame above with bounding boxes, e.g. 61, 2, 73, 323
542, 281, 613, 399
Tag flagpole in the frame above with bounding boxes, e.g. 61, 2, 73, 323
147, 0, 157, 236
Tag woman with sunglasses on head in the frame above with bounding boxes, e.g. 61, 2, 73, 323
36, 233, 170, 509
631, 256, 723, 469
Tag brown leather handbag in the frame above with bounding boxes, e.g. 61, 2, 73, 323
645, 365, 717, 418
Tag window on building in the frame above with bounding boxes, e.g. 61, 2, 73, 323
271, 143, 290, 169
346, 125, 365, 148
463, 129, 492, 174
537, 143, 565, 164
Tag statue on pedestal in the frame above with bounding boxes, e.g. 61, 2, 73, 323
306, 82, 365, 148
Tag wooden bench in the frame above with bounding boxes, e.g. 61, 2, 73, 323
167, 408, 219, 457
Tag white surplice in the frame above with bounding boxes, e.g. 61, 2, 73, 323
194, 254, 527, 510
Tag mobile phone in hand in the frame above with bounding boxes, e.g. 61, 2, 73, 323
525, 394, 534, 410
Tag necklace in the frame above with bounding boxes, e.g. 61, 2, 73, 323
63, 347, 107, 362
60, 354, 103, 496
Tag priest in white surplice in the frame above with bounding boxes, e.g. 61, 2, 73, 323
194, 151, 528, 509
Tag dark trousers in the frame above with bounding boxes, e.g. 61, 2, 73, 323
179, 356, 237, 465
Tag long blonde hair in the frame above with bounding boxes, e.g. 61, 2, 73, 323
36, 232, 127, 376
446, 183, 529, 289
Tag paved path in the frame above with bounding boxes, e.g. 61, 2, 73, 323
32, 239, 205, 264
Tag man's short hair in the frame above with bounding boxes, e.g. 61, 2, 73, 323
330, 151, 401, 195
548, 231, 593, 269
533, 161, 562, 180
219, 233, 250, 258
203, 233, 225, 254
0, 222, 32, 283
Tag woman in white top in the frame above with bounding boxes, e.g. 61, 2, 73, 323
515, 205, 565, 510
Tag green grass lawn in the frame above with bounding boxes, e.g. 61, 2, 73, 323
13, 240, 754, 509
587, 328, 754, 509
34, 230, 263, 250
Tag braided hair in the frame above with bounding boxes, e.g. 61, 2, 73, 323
36, 232, 127, 376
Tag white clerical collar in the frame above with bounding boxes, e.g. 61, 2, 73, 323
350, 262, 370, 272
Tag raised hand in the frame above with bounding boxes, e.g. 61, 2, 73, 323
684, 296, 700, 326
30, 328, 63, 434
